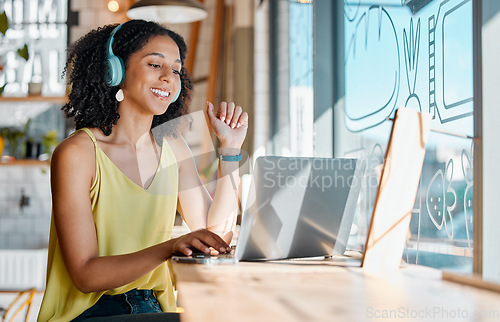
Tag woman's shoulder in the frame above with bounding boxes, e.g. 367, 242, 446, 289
51, 129, 96, 169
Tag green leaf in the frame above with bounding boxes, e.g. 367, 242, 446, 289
0, 84, 6, 95
0, 11, 8, 36
17, 44, 29, 61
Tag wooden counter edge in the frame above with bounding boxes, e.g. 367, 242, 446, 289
442, 271, 500, 293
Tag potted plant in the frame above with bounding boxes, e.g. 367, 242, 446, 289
0, 119, 32, 160
41, 130, 58, 158
1, 127, 24, 159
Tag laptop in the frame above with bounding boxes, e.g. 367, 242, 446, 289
171, 156, 366, 264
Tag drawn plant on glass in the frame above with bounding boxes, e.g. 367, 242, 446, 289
403, 17, 421, 111
367, 144, 384, 207
461, 143, 473, 249
426, 159, 457, 239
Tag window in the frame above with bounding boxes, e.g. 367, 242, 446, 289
267, 0, 477, 272
268, 0, 314, 157
340, 0, 475, 272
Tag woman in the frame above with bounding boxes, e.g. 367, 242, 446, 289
38, 20, 248, 321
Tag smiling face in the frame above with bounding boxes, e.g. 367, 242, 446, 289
120, 35, 182, 116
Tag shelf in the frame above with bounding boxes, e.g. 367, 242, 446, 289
0, 159, 50, 166
0, 96, 67, 104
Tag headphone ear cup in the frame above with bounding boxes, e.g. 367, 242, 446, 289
171, 89, 181, 103
106, 55, 125, 86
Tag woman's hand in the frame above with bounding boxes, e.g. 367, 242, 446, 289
206, 101, 248, 149
171, 229, 231, 256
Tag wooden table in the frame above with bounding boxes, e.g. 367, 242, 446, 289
170, 258, 500, 322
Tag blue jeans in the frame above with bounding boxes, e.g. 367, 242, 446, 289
72, 289, 170, 321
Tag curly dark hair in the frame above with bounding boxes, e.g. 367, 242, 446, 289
63, 19, 193, 136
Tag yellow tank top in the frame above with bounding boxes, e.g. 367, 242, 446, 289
38, 128, 179, 322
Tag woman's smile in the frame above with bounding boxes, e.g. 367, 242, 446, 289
150, 87, 171, 100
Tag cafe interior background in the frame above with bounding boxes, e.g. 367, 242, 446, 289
1, 0, 500, 320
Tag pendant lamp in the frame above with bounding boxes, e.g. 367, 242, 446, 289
127, 0, 208, 24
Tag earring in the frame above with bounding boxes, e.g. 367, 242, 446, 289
115, 89, 124, 102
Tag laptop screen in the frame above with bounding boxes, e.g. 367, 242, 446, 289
236, 156, 365, 261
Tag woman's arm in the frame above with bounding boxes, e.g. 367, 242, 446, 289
206, 102, 248, 236
174, 141, 240, 238
51, 133, 229, 294
175, 101, 248, 241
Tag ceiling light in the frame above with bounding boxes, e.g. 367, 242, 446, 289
108, 0, 120, 12
127, 0, 208, 24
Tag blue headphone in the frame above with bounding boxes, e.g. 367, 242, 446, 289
105, 24, 126, 87
105, 22, 181, 103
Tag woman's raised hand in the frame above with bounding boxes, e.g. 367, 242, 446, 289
206, 101, 248, 149
171, 229, 231, 256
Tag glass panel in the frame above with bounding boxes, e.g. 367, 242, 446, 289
270, 0, 314, 157
289, 1, 314, 156
342, 0, 473, 272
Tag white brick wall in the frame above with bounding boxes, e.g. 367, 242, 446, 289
0, 165, 51, 249
70, 0, 128, 42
